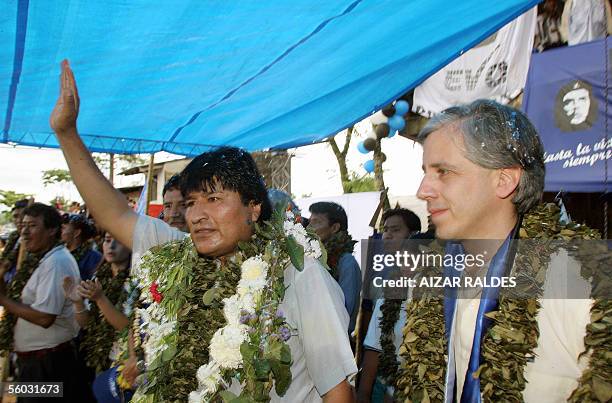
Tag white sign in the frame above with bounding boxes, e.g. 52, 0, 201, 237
413, 8, 537, 118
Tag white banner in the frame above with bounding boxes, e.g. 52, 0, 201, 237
413, 8, 537, 118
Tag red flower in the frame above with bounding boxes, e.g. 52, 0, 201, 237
149, 282, 163, 303
295, 215, 302, 224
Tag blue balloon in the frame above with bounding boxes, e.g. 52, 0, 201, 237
388, 128, 396, 138
388, 114, 405, 131
394, 100, 410, 115
364, 159, 375, 173
357, 141, 369, 154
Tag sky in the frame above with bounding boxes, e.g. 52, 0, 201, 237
291, 122, 424, 198
0, 120, 424, 213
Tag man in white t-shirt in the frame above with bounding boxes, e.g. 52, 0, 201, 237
50, 60, 356, 402
357, 208, 421, 403
0, 203, 81, 402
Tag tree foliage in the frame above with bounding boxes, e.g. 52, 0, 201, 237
0, 190, 31, 210
0, 190, 31, 226
41, 169, 72, 185
343, 172, 377, 193
93, 153, 146, 170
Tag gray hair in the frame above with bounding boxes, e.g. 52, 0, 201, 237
417, 99, 545, 214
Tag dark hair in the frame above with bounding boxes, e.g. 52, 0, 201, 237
12, 199, 28, 211
162, 174, 181, 197
309, 202, 348, 231
22, 203, 62, 239
382, 208, 422, 233
62, 213, 96, 241
179, 147, 271, 222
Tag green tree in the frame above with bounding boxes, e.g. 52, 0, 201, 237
0, 190, 31, 210
343, 172, 377, 193
0, 190, 31, 225
41, 169, 72, 185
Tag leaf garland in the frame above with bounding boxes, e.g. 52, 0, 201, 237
79, 262, 130, 373
322, 230, 356, 280
1, 231, 19, 267
132, 238, 242, 402
0, 244, 59, 351
567, 237, 612, 402
378, 298, 403, 387
387, 203, 611, 402
131, 209, 316, 403
70, 241, 94, 265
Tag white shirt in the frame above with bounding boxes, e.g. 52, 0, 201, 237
14, 245, 81, 352
451, 249, 591, 402
363, 298, 407, 397
132, 215, 357, 401
363, 298, 407, 354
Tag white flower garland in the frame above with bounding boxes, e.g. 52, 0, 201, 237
189, 213, 322, 401
132, 212, 322, 403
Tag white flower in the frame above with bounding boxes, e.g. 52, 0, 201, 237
240, 292, 256, 313
141, 318, 176, 366
284, 220, 322, 256
308, 238, 322, 259
236, 284, 248, 298
242, 257, 268, 279
188, 391, 204, 403
223, 295, 242, 325
209, 324, 249, 369
239, 256, 268, 291
196, 362, 222, 393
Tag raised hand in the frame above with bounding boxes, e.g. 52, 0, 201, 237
77, 279, 104, 301
50, 59, 80, 134
63, 276, 82, 303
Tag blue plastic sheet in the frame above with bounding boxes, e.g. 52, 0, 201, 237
2, 0, 539, 155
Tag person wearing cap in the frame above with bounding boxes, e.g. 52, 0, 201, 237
61, 213, 102, 280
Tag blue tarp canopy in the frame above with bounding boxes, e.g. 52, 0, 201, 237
2, 0, 539, 156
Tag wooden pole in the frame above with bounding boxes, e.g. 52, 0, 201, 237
109, 153, 115, 186
15, 198, 34, 271
145, 154, 155, 216
2, 198, 33, 391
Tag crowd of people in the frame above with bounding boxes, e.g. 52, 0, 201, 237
0, 45, 608, 403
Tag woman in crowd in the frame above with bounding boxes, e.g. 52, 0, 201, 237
64, 232, 137, 398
